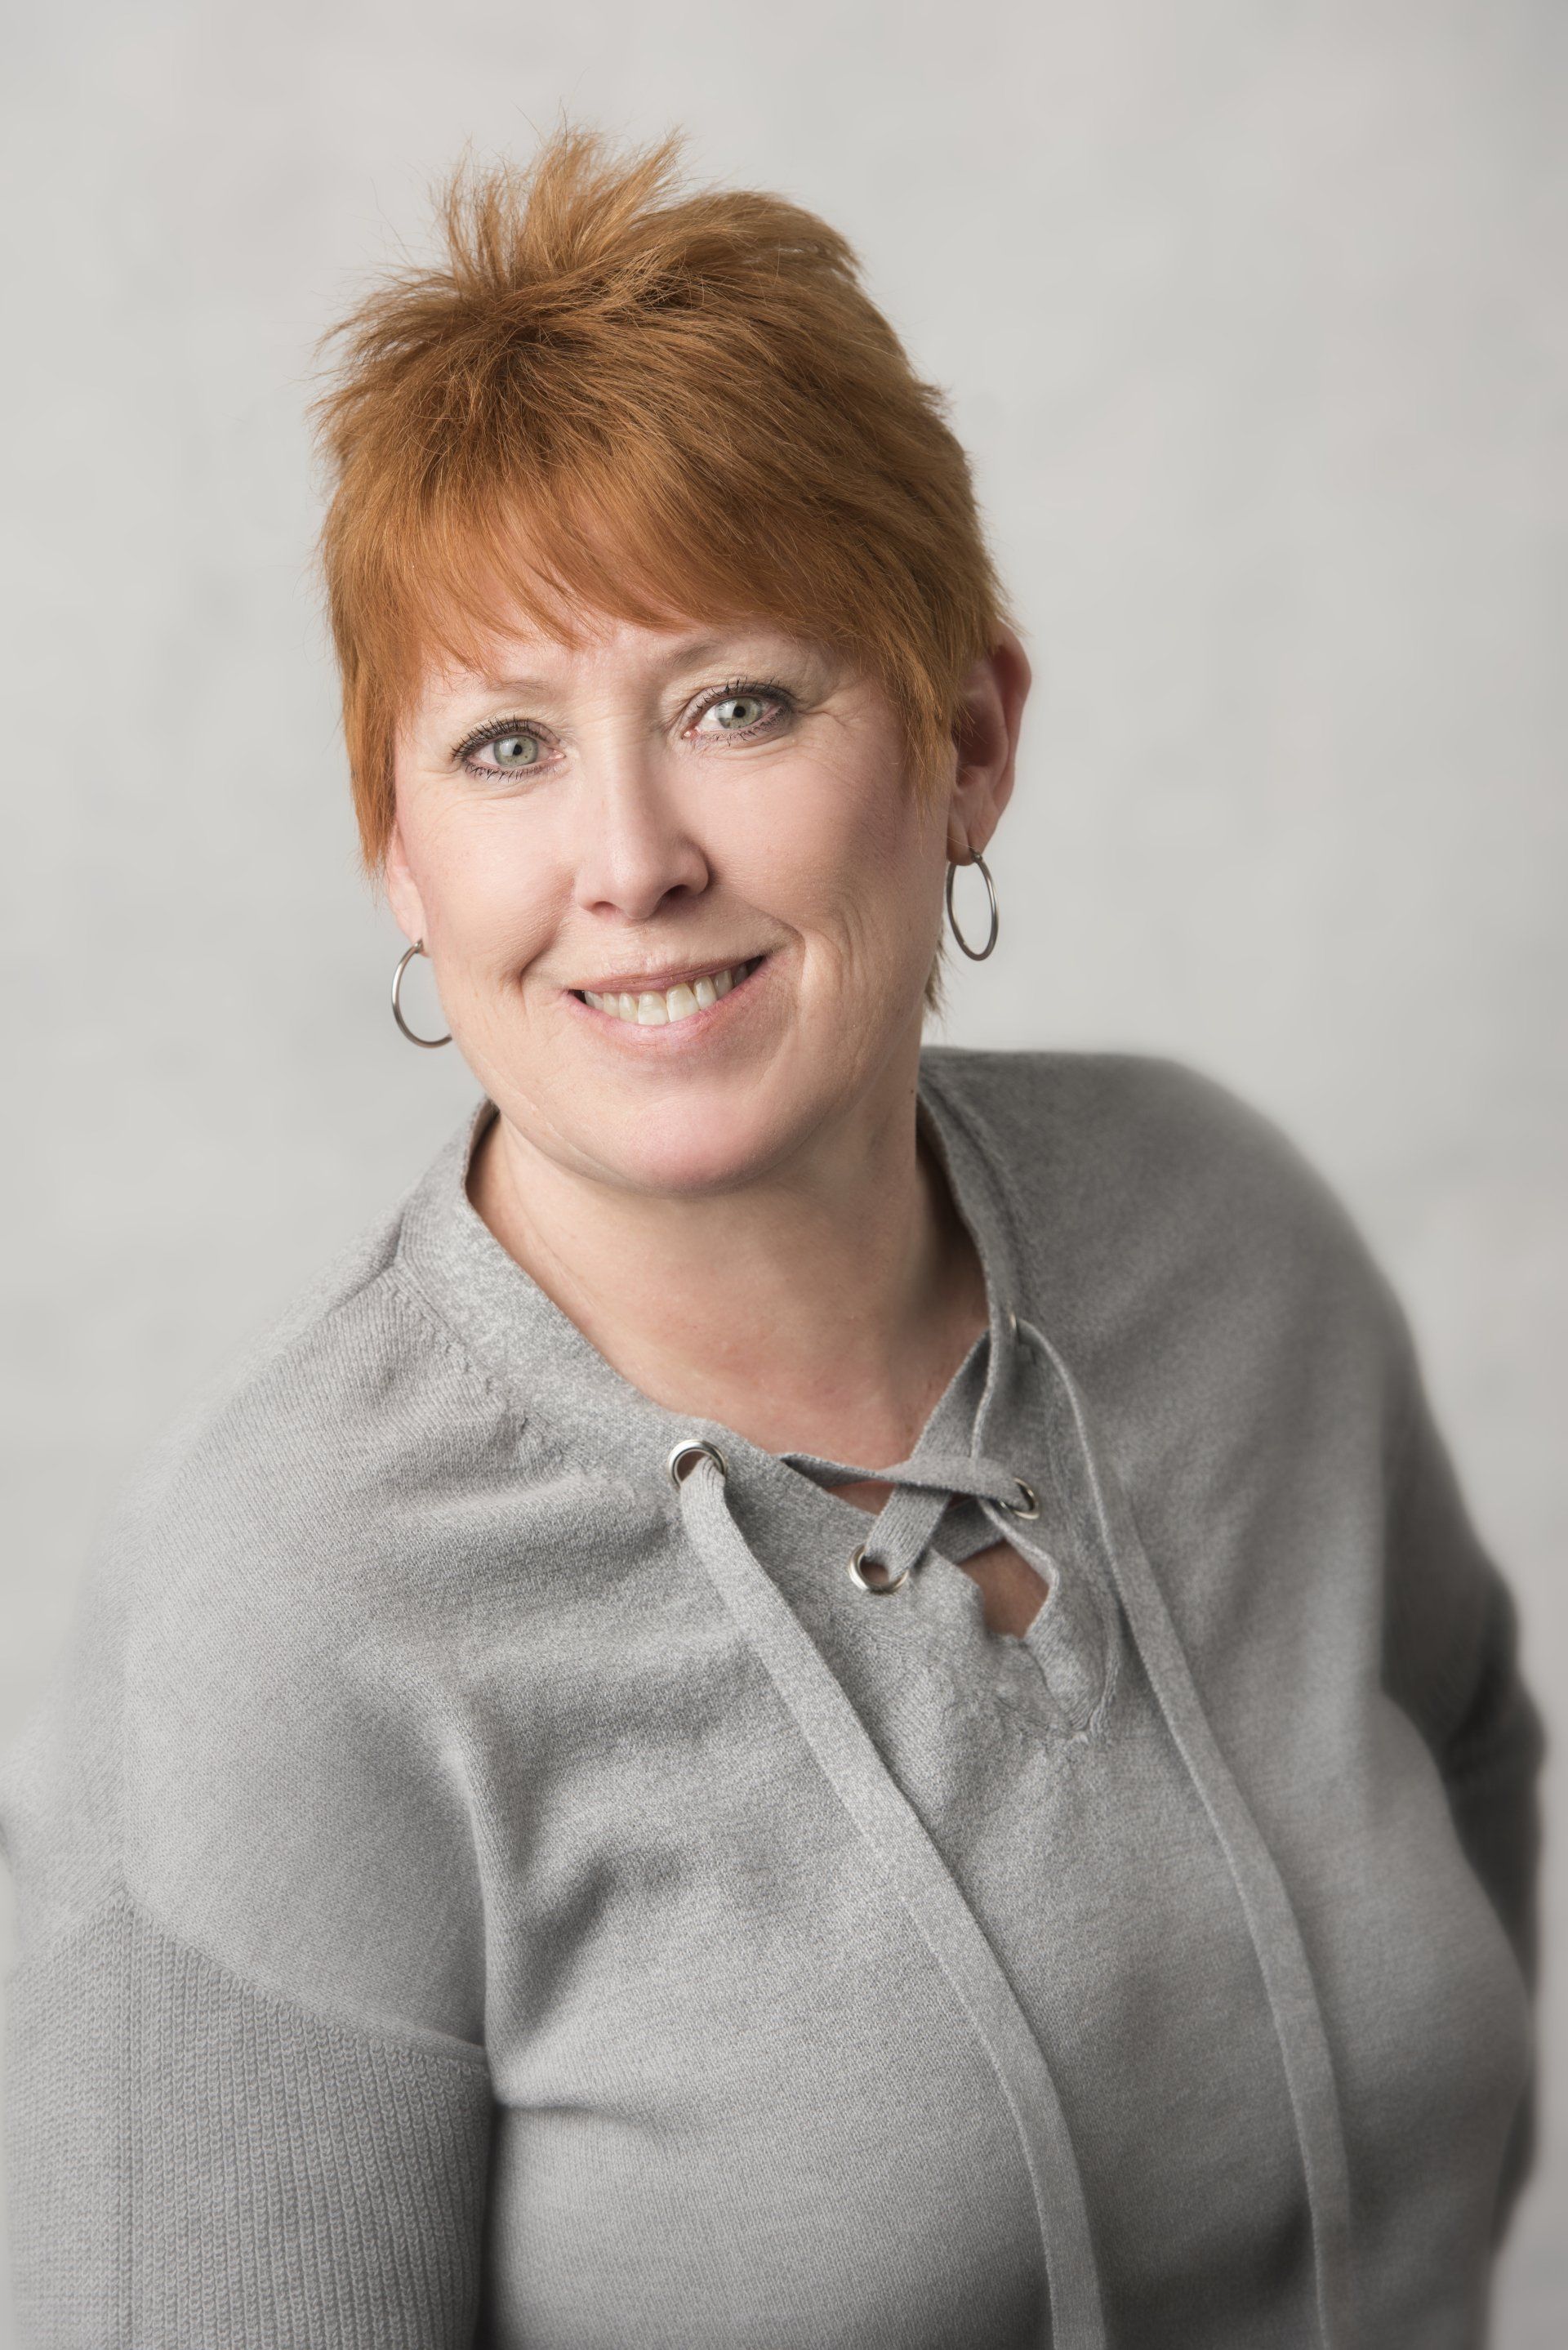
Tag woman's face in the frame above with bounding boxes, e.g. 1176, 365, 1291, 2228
387, 608, 1018, 1197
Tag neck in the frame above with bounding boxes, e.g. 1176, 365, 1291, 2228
466, 1049, 988, 1471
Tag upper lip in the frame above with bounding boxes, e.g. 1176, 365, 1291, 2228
567, 952, 764, 997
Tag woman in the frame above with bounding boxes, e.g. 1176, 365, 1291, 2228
0, 125, 1544, 2350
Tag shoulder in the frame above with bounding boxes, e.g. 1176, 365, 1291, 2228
0, 1182, 496, 2030
108, 1188, 517, 1625
921, 1041, 1348, 1227
920, 1042, 1410, 1389
0, 1144, 514, 1843
921, 1040, 1316, 1187
49, 1175, 524, 1851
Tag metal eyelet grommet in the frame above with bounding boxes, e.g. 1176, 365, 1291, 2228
847, 1543, 911, 1595
1002, 1478, 1040, 1520
667, 1438, 728, 1487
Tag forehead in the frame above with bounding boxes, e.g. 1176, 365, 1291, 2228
409, 611, 840, 720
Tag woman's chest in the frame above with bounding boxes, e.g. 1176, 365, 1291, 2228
444, 1471, 1526, 2350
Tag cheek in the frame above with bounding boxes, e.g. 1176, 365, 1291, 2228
415, 809, 562, 974
743, 749, 933, 930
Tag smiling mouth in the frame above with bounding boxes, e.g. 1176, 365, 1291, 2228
571, 955, 767, 1027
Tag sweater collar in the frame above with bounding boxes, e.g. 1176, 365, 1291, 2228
394, 1050, 1035, 1504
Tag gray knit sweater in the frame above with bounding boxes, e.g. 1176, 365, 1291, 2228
0, 1047, 1545, 2348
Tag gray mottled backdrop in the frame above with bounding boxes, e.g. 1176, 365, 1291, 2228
2, 0, 1563, 2336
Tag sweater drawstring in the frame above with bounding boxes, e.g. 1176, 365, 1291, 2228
768, 1441, 1043, 1590
666, 1299, 1357, 2349
669, 1428, 1108, 2350
1007, 1309, 1356, 2350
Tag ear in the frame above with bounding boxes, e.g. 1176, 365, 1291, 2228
383, 809, 430, 950
944, 624, 1031, 864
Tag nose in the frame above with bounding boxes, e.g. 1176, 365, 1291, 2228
572, 755, 711, 923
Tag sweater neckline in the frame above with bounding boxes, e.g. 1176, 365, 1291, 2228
392, 1051, 1358, 2348
393, 1050, 1031, 1505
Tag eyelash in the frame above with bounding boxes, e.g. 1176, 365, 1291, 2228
452, 675, 796, 778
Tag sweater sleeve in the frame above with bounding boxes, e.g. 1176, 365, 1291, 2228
1379, 1323, 1548, 2250
0, 1379, 496, 2348
2, 1893, 493, 2348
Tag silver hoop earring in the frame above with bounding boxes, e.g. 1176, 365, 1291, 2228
390, 939, 452, 1048
944, 849, 1000, 961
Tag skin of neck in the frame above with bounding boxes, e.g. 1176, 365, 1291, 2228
467, 994, 990, 1477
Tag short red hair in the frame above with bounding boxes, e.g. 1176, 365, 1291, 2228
307, 123, 1014, 1005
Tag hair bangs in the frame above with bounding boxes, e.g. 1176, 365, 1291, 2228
309, 116, 1013, 1026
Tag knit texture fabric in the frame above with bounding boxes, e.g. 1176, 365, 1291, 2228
6, 1895, 491, 2347
0, 1046, 1546, 2348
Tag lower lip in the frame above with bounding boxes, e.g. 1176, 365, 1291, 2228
563, 955, 772, 1046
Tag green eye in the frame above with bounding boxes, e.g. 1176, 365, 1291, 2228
489, 731, 541, 768
695, 683, 791, 738
712, 694, 767, 729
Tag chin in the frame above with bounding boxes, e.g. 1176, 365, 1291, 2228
569, 1084, 817, 1198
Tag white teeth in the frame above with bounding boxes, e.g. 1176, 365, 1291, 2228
580, 958, 757, 1025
